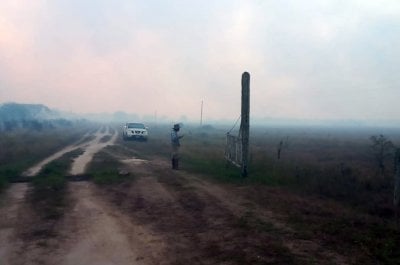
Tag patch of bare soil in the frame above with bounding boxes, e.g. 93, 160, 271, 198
100, 154, 350, 264
58, 182, 165, 265
4, 186, 68, 265
5, 181, 168, 265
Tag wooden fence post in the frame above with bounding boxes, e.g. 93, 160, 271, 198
240, 72, 250, 177
394, 149, 400, 208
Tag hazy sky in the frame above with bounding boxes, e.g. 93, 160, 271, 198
0, 0, 399, 122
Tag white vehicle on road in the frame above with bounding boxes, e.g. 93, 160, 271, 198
123, 123, 148, 141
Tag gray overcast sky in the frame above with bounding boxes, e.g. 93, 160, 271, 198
0, 0, 399, 122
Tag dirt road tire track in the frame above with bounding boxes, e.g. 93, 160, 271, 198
0, 184, 28, 265
0, 126, 120, 265
59, 182, 150, 265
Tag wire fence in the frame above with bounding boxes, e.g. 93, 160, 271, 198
225, 133, 242, 167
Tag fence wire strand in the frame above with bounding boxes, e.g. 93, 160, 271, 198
227, 115, 241, 134
226, 115, 242, 167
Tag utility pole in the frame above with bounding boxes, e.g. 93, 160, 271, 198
240, 72, 250, 177
200, 100, 203, 127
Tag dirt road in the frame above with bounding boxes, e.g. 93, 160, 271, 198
69, 129, 117, 175
0, 128, 350, 265
0, 127, 119, 265
22, 127, 116, 177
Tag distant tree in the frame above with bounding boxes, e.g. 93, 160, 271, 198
4, 120, 17, 131
32, 120, 44, 130
370, 134, 395, 176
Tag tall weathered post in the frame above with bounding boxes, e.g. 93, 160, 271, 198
240, 72, 250, 177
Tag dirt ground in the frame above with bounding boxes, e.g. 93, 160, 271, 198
0, 129, 352, 265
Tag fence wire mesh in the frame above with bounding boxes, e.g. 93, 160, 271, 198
225, 133, 242, 167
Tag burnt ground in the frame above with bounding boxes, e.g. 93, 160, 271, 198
89, 156, 350, 265
1, 138, 398, 264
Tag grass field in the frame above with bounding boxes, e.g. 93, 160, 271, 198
193, 125, 400, 210
116, 123, 400, 214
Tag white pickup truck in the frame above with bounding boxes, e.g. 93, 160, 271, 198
123, 123, 148, 141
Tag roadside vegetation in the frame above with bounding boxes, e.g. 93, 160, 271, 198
179, 126, 400, 212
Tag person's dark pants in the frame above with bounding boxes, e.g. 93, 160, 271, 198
171, 146, 180, 170
172, 158, 179, 170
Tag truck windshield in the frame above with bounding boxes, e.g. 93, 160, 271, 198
127, 123, 145, 129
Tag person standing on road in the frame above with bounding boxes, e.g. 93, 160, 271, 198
171, 123, 184, 170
